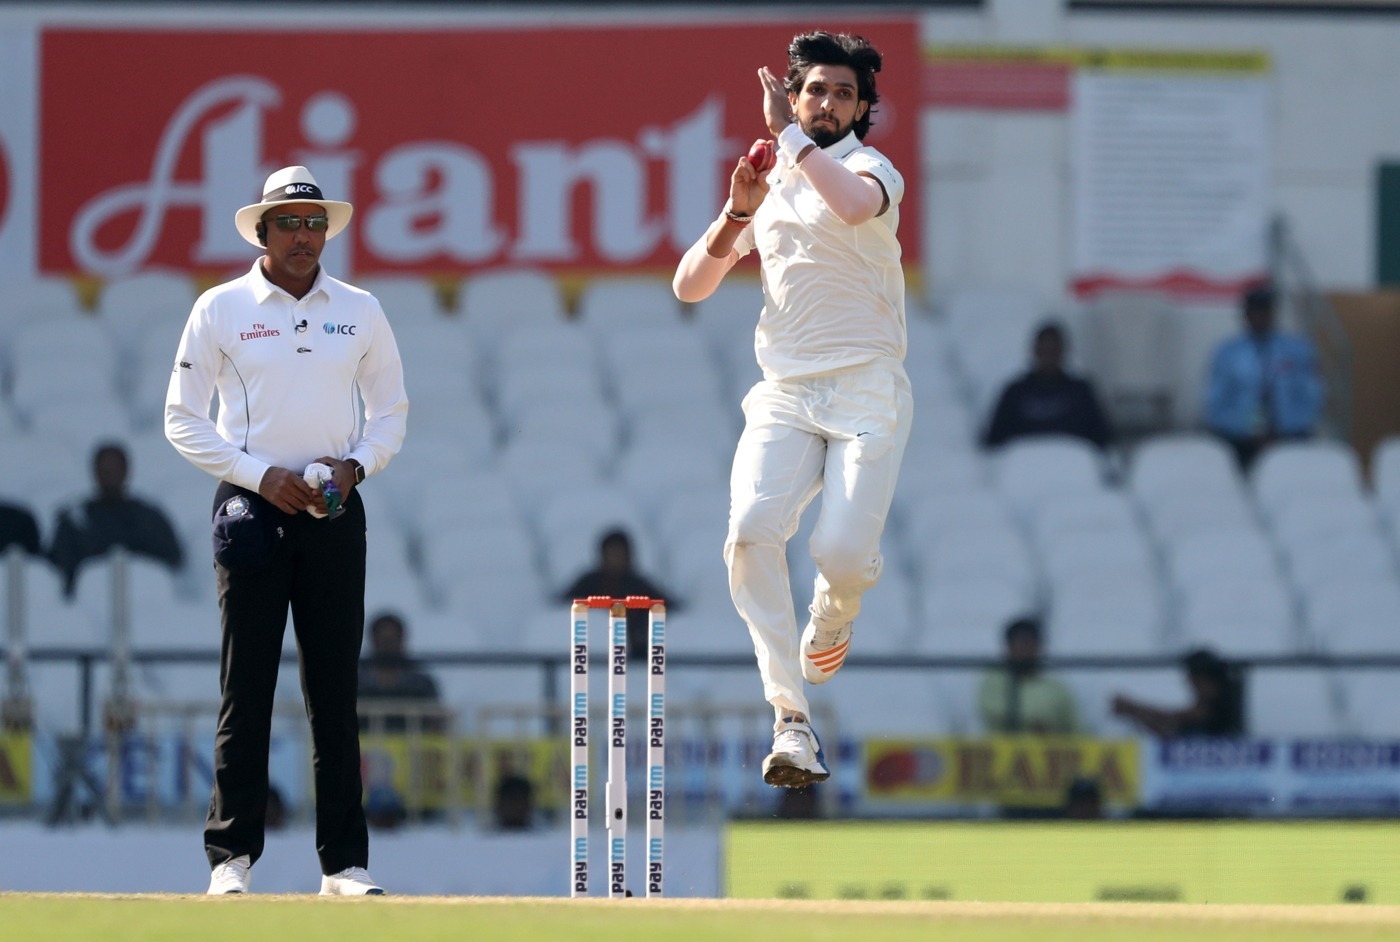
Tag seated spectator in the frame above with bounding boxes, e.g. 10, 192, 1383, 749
46, 442, 184, 597
982, 322, 1112, 450
978, 617, 1079, 735
1062, 776, 1104, 820
492, 754, 536, 831
0, 499, 42, 556
558, 529, 678, 660
1111, 648, 1244, 737
1206, 284, 1323, 469
358, 611, 444, 733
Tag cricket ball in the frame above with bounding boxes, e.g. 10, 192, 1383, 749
746, 140, 776, 173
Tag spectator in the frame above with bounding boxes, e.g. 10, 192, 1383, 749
1206, 284, 1323, 469
46, 442, 184, 597
491, 753, 536, 831
1062, 776, 1104, 820
978, 617, 1079, 735
0, 499, 42, 556
983, 322, 1112, 450
358, 611, 444, 734
265, 784, 288, 831
775, 783, 822, 820
558, 529, 677, 660
1111, 648, 1244, 738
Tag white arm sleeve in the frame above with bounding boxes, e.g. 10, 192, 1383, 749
778, 123, 896, 226
163, 300, 271, 491
345, 301, 408, 476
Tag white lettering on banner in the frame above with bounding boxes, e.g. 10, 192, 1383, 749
364, 143, 505, 262
512, 140, 658, 262
70, 76, 279, 276
67, 78, 739, 275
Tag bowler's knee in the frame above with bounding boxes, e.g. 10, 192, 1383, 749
810, 538, 881, 589
727, 504, 787, 549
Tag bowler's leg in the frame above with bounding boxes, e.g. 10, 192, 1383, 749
725, 382, 826, 720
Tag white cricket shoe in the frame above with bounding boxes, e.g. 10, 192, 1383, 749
207, 855, 252, 895
762, 720, 830, 788
800, 620, 852, 684
320, 866, 386, 896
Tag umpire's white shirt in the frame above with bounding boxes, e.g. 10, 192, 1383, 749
733, 128, 906, 381
165, 260, 409, 492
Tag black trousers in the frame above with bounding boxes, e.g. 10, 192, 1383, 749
204, 481, 368, 875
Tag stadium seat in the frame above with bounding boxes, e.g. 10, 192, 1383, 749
1302, 576, 1400, 654
1247, 667, 1343, 737
906, 486, 1017, 542
1028, 490, 1143, 550
533, 482, 658, 587
1137, 488, 1259, 550
355, 275, 444, 320
913, 523, 1040, 607
1128, 433, 1244, 504
458, 268, 566, 342
9, 319, 118, 419
824, 666, 949, 737
1047, 575, 1166, 656
1079, 291, 1181, 433
425, 519, 543, 617
1164, 526, 1281, 594
1372, 435, 1400, 521
1176, 573, 1300, 656
1337, 669, 1400, 737
989, 435, 1107, 520
1040, 529, 1158, 590
506, 394, 620, 468
1252, 439, 1365, 519
1280, 529, 1397, 599
914, 575, 1037, 657
576, 276, 684, 337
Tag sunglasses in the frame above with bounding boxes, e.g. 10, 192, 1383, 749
270, 213, 330, 232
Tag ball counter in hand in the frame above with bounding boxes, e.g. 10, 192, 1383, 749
747, 140, 776, 173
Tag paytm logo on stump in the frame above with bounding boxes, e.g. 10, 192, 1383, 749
323, 322, 356, 335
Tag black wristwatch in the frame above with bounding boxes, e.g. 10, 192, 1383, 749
349, 460, 365, 485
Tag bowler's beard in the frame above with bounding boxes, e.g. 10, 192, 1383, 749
802, 113, 852, 148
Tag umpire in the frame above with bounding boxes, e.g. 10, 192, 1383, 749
165, 166, 408, 895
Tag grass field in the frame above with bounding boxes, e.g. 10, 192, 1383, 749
5, 895, 1400, 942
728, 821, 1400, 904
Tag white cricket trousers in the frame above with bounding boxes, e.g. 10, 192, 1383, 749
724, 357, 913, 721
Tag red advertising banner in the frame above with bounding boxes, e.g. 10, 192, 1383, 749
40, 20, 919, 277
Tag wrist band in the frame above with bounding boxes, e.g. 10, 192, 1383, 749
778, 123, 816, 165
724, 209, 753, 226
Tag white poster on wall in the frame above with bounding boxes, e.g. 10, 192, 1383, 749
1071, 59, 1272, 299
0, 21, 36, 279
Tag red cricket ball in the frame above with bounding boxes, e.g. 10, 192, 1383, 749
746, 140, 775, 173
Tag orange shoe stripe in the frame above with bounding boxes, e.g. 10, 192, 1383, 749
810, 640, 850, 664
808, 640, 851, 670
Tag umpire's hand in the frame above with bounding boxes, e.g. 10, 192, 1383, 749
259, 466, 317, 515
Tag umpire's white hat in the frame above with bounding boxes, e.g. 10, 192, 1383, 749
234, 166, 354, 247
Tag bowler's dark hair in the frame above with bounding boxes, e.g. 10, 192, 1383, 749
784, 31, 882, 140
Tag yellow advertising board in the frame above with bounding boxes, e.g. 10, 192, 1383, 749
357, 735, 567, 812
0, 733, 32, 803
865, 737, 1139, 809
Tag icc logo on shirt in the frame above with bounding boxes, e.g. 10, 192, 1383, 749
323, 323, 356, 335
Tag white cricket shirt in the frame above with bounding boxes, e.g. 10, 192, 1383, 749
165, 260, 409, 493
733, 129, 906, 381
